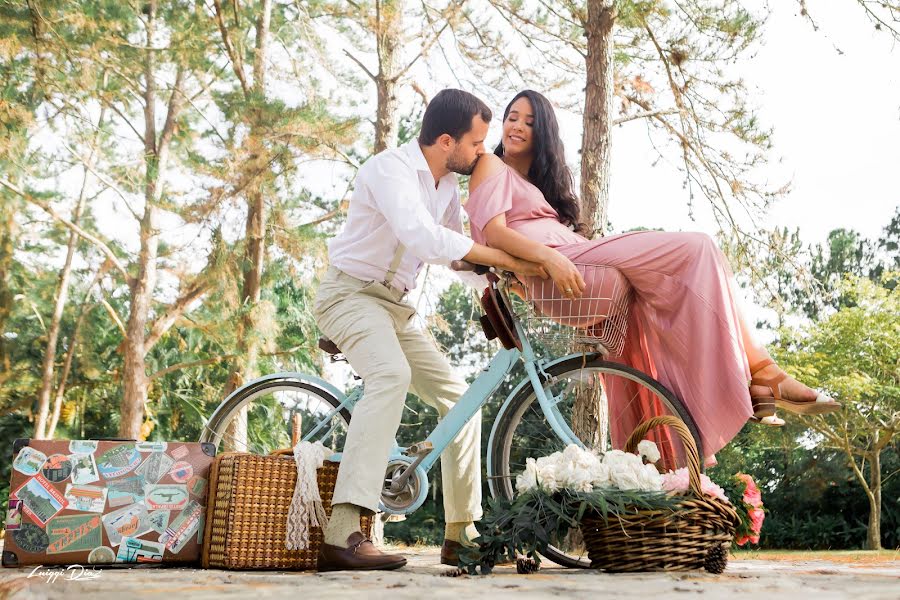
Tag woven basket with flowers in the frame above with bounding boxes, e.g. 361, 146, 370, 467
461, 415, 742, 574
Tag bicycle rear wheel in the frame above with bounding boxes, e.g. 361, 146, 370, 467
488, 353, 702, 568
199, 376, 351, 455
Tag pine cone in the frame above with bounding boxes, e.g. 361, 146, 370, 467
516, 557, 539, 574
704, 543, 729, 574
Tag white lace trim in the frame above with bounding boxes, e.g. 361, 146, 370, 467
285, 440, 332, 550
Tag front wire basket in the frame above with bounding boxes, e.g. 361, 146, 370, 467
507, 263, 632, 357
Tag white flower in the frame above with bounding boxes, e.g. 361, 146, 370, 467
603, 449, 643, 472
609, 464, 642, 490
589, 462, 611, 488
637, 440, 661, 464
534, 456, 561, 492
637, 463, 663, 491
515, 443, 662, 494
515, 458, 539, 493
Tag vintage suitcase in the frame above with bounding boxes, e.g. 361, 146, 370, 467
201, 417, 372, 570
3, 438, 215, 567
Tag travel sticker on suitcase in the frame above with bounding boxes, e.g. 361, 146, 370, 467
11, 474, 67, 526
2, 439, 215, 568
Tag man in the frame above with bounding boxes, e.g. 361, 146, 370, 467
314, 89, 545, 571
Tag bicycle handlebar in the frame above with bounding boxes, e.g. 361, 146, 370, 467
450, 259, 493, 276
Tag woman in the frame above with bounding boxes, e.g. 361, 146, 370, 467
465, 90, 840, 460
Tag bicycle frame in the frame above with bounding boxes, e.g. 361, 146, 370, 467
305, 300, 588, 514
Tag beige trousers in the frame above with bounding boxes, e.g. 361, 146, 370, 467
312, 266, 483, 522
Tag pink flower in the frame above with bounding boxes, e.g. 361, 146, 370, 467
737, 473, 763, 508
660, 468, 728, 502
748, 507, 765, 538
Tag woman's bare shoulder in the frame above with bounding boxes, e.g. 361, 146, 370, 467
469, 153, 508, 192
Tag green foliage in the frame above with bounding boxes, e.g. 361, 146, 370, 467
710, 422, 900, 549
458, 486, 679, 574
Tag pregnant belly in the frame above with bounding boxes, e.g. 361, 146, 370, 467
512, 218, 587, 247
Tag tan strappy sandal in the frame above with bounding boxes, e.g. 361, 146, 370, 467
750, 358, 841, 416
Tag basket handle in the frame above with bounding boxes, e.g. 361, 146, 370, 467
623, 415, 703, 498
267, 413, 302, 457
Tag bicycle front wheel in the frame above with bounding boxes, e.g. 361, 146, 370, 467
200, 376, 351, 456
488, 354, 702, 569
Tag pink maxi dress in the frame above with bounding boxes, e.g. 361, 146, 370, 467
465, 165, 753, 461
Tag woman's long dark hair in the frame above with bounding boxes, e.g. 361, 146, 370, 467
494, 90, 588, 235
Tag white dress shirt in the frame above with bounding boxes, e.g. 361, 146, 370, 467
328, 140, 480, 292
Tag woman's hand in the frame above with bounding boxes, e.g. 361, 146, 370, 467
540, 248, 585, 299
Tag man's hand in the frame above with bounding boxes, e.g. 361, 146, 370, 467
507, 257, 548, 279
462, 244, 548, 279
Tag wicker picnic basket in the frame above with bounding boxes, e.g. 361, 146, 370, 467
580, 415, 740, 573
201, 417, 372, 570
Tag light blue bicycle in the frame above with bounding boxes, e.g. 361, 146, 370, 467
200, 266, 700, 567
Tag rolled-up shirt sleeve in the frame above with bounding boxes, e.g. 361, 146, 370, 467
444, 191, 488, 290
365, 155, 474, 263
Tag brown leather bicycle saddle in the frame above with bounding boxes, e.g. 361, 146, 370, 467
479, 282, 521, 351
318, 337, 342, 356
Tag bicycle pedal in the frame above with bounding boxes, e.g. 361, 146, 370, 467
405, 441, 433, 456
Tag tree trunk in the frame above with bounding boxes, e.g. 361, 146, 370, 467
47, 265, 107, 438
0, 200, 16, 381
34, 163, 93, 438
579, 0, 616, 237
120, 208, 158, 439
222, 0, 272, 452
373, 0, 403, 153
866, 450, 883, 550
572, 1, 616, 447
120, 1, 161, 439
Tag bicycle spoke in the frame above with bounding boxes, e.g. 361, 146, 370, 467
204, 382, 350, 457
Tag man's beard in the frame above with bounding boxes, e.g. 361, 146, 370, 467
446, 152, 479, 176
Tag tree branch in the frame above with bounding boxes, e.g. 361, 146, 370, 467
213, 0, 251, 96
343, 49, 377, 81
396, 2, 465, 79
99, 297, 127, 336
296, 204, 347, 229
60, 141, 142, 221
148, 344, 316, 380
158, 66, 187, 157
0, 177, 132, 284
143, 276, 214, 354
613, 107, 678, 126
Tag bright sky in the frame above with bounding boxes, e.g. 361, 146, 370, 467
595, 1, 900, 244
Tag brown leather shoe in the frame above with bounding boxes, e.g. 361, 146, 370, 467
442, 539, 516, 566
318, 532, 407, 572
441, 539, 464, 566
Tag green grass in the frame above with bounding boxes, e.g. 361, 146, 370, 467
732, 549, 900, 563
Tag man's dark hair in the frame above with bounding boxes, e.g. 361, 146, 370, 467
418, 89, 492, 146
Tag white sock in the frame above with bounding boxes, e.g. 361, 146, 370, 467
445, 521, 480, 548
324, 503, 362, 548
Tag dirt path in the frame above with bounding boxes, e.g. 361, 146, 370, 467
1, 546, 897, 600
